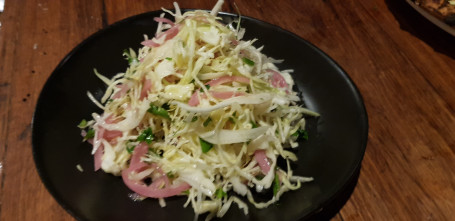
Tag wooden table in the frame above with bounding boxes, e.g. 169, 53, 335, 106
1, 0, 455, 220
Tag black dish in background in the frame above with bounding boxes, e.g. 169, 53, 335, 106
405, 0, 455, 36
32, 10, 368, 221
385, 0, 455, 61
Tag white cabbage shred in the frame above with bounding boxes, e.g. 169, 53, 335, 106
81, 0, 318, 220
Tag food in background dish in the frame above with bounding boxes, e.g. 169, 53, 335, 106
413, 0, 455, 26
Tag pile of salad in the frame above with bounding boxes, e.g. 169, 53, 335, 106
78, 0, 319, 220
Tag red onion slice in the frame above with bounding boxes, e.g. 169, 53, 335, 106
210, 91, 244, 100
153, 17, 175, 26
112, 84, 130, 99
206, 76, 250, 87
140, 78, 152, 100
254, 149, 271, 174
122, 142, 191, 198
188, 91, 200, 107
122, 170, 191, 198
267, 69, 288, 88
94, 144, 104, 171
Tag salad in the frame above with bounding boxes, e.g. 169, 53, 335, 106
78, 0, 319, 220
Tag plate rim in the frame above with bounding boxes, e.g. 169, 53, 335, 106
32, 9, 369, 221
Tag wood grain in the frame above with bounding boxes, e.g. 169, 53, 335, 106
1, 0, 455, 220
0, 0, 105, 220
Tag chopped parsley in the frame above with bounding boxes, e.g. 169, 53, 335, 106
191, 116, 198, 122
200, 138, 213, 153
136, 128, 154, 144
292, 129, 308, 140
167, 171, 175, 178
84, 129, 95, 140
200, 84, 211, 92
148, 104, 171, 120
215, 188, 227, 198
242, 57, 255, 66
203, 117, 212, 127
126, 145, 136, 154
250, 121, 258, 128
78, 119, 88, 128
273, 173, 281, 196
123, 49, 139, 64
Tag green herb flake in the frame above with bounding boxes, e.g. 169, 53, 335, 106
250, 121, 258, 128
126, 144, 136, 154
203, 117, 212, 127
301, 130, 309, 140
165, 57, 172, 61
148, 104, 171, 120
200, 84, 211, 92
200, 137, 213, 153
136, 128, 154, 144
123, 49, 138, 65
292, 129, 308, 140
191, 116, 198, 122
78, 119, 87, 128
242, 57, 255, 66
273, 173, 281, 196
215, 188, 227, 199
129, 58, 138, 64
84, 129, 95, 140
182, 190, 190, 195
167, 171, 175, 178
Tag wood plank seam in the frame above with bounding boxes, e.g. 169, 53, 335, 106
0, 9, 11, 220
101, 0, 108, 28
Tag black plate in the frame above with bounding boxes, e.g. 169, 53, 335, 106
405, 0, 455, 36
32, 10, 368, 221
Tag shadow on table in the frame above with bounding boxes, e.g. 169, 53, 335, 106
384, 0, 455, 59
304, 168, 361, 221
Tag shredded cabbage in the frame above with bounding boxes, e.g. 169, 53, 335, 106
80, 0, 319, 220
